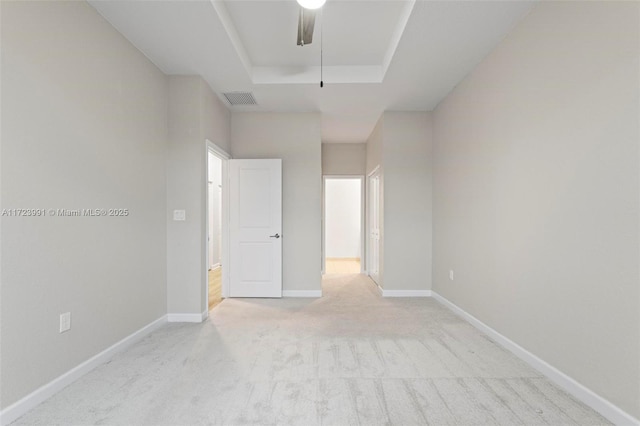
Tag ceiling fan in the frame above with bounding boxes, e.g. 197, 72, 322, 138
296, 0, 326, 46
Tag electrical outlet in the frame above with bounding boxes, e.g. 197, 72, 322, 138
449, 270, 454, 281
59, 312, 71, 333
173, 209, 186, 221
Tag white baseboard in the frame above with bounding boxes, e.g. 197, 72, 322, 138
430, 291, 639, 426
378, 287, 432, 297
282, 290, 322, 298
383, 289, 431, 297
0, 315, 167, 426
167, 312, 206, 323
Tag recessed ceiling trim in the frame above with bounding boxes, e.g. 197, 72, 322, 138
253, 66, 383, 85
215, 0, 413, 86
209, 0, 253, 78
382, 0, 416, 79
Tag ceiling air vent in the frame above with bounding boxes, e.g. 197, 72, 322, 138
223, 92, 257, 106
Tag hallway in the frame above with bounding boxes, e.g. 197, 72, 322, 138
324, 258, 360, 274
208, 266, 222, 311
13, 275, 609, 425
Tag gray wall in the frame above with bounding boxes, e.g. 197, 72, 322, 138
167, 76, 230, 315
202, 81, 231, 154
322, 143, 366, 176
231, 113, 322, 293
1, 1, 168, 408
383, 112, 432, 292
365, 113, 433, 291
432, 1, 640, 418
366, 118, 383, 176
365, 118, 384, 286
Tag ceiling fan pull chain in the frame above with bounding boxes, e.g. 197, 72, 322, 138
320, 8, 324, 88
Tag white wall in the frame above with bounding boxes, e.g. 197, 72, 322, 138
208, 153, 222, 268
1, 1, 168, 408
322, 143, 366, 175
167, 76, 230, 316
325, 179, 361, 259
432, 1, 639, 419
231, 113, 322, 293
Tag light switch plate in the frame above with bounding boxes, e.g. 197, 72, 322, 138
173, 210, 186, 221
60, 312, 71, 333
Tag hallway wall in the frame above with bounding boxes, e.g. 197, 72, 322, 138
322, 143, 366, 176
382, 112, 432, 292
231, 113, 322, 294
364, 113, 433, 292
166, 76, 230, 316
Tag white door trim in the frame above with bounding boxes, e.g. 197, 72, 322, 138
359, 176, 366, 274
205, 140, 230, 314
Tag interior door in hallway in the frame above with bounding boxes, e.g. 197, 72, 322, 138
229, 159, 282, 297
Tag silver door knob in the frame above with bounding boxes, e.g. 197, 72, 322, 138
269, 233, 280, 239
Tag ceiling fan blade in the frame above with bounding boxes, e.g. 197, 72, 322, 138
296, 8, 316, 46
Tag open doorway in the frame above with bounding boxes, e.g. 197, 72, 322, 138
323, 176, 364, 274
207, 143, 228, 311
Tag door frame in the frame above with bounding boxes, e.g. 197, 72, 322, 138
366, 166, 381, 284
205, 140, 231, 313
321, 175, 365, 274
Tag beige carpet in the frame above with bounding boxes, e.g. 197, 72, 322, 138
12, 274, 610, 425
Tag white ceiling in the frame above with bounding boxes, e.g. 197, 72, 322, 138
225, 1, 407, 67
89, 0, 534, 143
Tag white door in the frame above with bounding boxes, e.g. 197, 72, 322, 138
229, 159, 282, 297
368, 171, 380, 284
